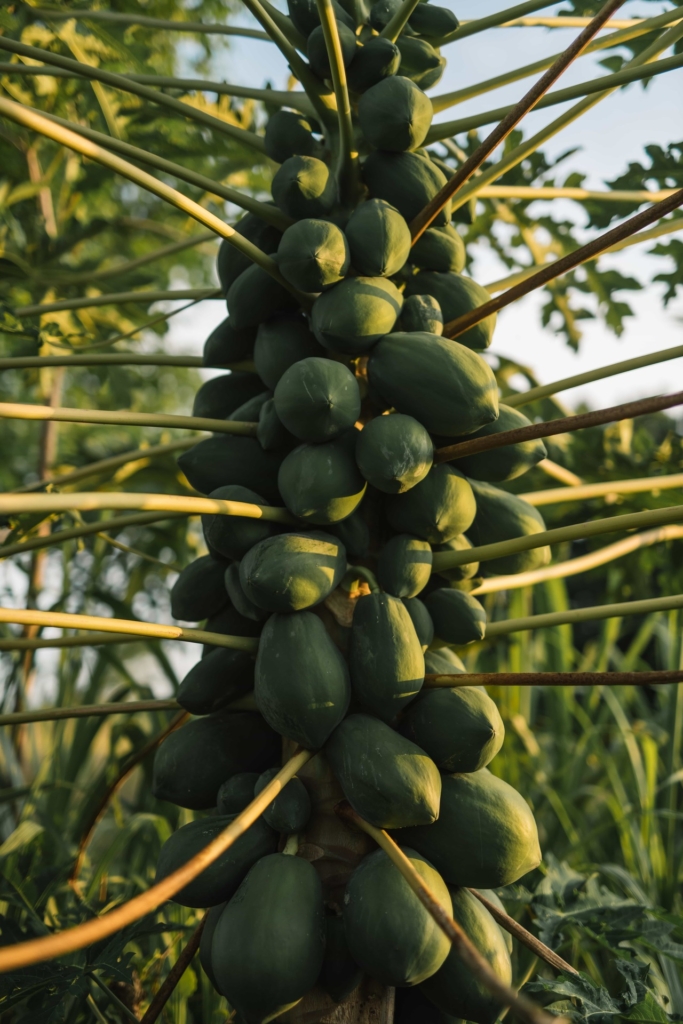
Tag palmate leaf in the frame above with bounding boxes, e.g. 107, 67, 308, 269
524, 971, 624, 1024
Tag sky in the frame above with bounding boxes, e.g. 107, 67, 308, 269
163, 0, 683, 410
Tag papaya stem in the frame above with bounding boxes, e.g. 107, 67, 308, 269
0, 633, 146, 652
0, 512, 184, 562
260, 0, 310, 52
520, 473, 683, 507
0, 699, 181, 726
16, 289, 219, 317
315, 0, 360, 204
424, 670, 683, 688
334, 802, 568, 1024
468, 889, 577, 975
26, 7, 272, 40
482, 595, 683, 640
409, 0, 627, 241
436, 0, 558, 44
139, 919, 206, 1024
0, 354, 253, 371
434, 389, 683, 464
379, 0, 422, 44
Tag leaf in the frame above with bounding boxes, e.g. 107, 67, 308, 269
525, 972, 623, 1024
614, 957, 650, 1008
624, 993, 671, 1024
0, 822, 44, 859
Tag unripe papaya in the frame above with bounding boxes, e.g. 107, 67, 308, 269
217, 212, 282, 294
217, 772, 261, 814
278, 432, 367, 524
358, 75, 433, 152
154, 814, 276, 908
320, 913, 364, 1002
226, 260, 298, 329
409, 3, 459, 41
420, 887, 511, 1024
325, 713, 441, 827
288, 0, 354, 35
256, 611, 351, 749
254, 313, 323, 390
177, 647, 254, 715
192, 371, 265, 420
199, 903, 225, 990
399, 768, 542, 886
467, 480, 551, 575
257, 397, 298, 452
405, 272, 496, 351
412, 225, 466, 273
448, 404, 547, 482
308, 20, 358, 79
170, 554, 228, 622
264, 110, 322, 164
423, 587, 487, 645
329, 505, 370, 558
403, 596, 434, 650
203, 318, 256, 366
255, 767, 312, 833
386, 464, 476, 544
345, 199, 411, 277
343, 847, 452, 985
227, 389, 270, 423
311, 275, 403, 354
212, 854, 326, 1022
400, 686, 504, 773
349, 592, 425, 720
399, 293, 443, 335
202, 603, 263, 657
369, 0, 411, 32
396, 36, 445, 89
377, 534, 433, 598
152, 711, 279, 810
274, 357, 361, 442
277, 218, 350, 293
224, 562, 268, 621
201, 484, 279, 560
240, 530, 347, 612
424, 646, 465, 675
363, 150, 451, 225
368, 332, 498, 436
479, 890, 514, 953
355, 412, 433, 493
272, 155, 336, 220
347, 36, 401, 92
434, 534, 479, 581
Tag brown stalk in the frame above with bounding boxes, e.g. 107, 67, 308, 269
434, 390, 683, 464
443, 187, 683, 339
424, 671, 683, 687
335, 801, 567, 1024
469, 889, 577, 975
140, 919, 206, 1024
409, 0, 626, 241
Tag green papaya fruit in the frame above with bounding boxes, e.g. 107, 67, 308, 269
277, 218, 350, 293
199, 902, 225, 990
201, 484, 279, 560
343, 847, 452, 985
395, 985, 460, 1024
227, 389, 270, 423
212, 854, 326, 1022
377, 534, 432, 598
420, 887, 511, 1024
274, 357, 361, 442
201, 602, 263, 657
311, 276, 403, 354
257, 397, 298, 452
363, 150, 451, 225
367, 332, 498, 436
254, 313, 323, 390
347, 36, 401, 92
408, 3, 459, 41
224, 562, 269, 621
171, 554, 228, 622
255, 611, 351, 748
345, 199, 411, 277
423, 587, 486, 645
319, 913, 363, 1003
217, 772, 261, 814
308, 20, 358, 78
411, 225, 465, 273
255, 766, 312, 833
288, 0, 354, 35
350, 592, 425, 720
448, 404, 547, 482
325, 713, 441, 827
355, 413, 433, 493
405, 272, 496, 351
424, 646, 465, 675
399, 769, 542, 886
217, 212, 283, 294
478, 889, 513, 953
328, 505, 370, 558
467, 480, 551, 575
358, 75, 433, 152
203, 318, 256, 366
264, 110, 322, 164
399, 294, 444, 335
400, 686, 504, 773
403, 596, 434, 651
278, 432, 367, 524
227, 260, 299, 329
396, 36, 446, 89
178, 436, 283, 500
152, 711, 279, 810
369, 0, 410, 32
177, 646, 254, 715
272, 155, 336, 220
155, 814, 276, 908
240, 530, 347, 612
434, 534, 479, 581
192, 371, 265, 420
386, 464, 476, 543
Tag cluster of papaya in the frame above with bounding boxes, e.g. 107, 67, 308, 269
152, 4, 553, 1020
